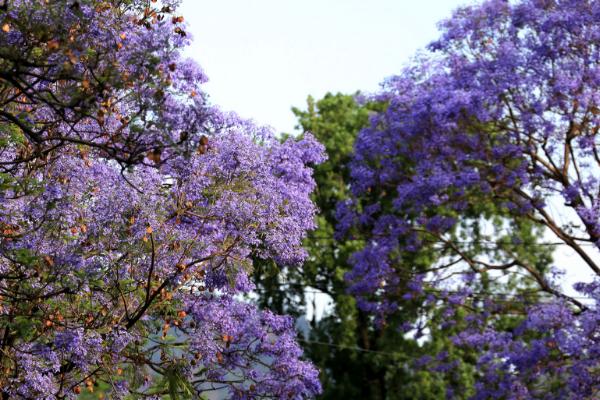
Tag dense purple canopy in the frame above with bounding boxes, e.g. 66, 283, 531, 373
0, 1, 323, 398
340, 0, 600, 397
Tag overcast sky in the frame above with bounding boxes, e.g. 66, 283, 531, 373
180, 0, 471, 134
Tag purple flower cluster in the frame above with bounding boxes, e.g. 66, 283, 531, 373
451, 284, 600, 399
183, 294, 321, 399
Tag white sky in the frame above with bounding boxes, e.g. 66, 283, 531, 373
180, 0, 472, 134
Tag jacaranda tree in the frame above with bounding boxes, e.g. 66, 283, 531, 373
0, 1, 322, 398
339, 0, 600, 398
